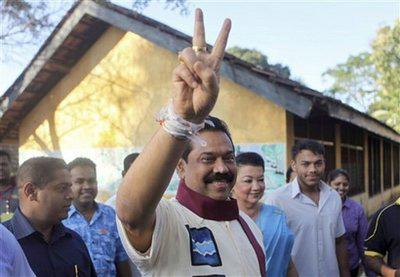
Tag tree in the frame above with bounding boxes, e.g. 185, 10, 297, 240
368, 21, 400, 132
0, 0, 58, 62
131, 0, 188, 14
322, 52, 378, 112
0, 0, 188, 62
323, 20, 400, 132
227, 46, 291, 78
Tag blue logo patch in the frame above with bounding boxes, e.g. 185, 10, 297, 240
186, 225, 222, 267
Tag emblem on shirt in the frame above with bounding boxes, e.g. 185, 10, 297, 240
185, 225, 222, 267
97, 228, 109, 235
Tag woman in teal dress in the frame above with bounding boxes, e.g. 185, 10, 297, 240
233, 152, 297, 277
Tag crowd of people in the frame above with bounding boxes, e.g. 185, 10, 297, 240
1, 8, 399, 277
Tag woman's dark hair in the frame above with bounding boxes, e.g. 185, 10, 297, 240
235, 152, 264, 171
327, 168, 350, 184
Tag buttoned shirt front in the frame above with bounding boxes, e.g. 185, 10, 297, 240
265, 178, 346, 277
341, 197, 369, 270
3, 208, 96, 277
63, 203, 128, 277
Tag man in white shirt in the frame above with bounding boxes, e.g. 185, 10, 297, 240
266, 139, 350, 277
0, 223, 35, 277
116, 9, 266, 277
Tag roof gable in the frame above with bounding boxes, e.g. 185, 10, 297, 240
1, 0, 398, 142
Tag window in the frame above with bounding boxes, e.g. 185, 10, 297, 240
341, 123, 364, 196
383, 141, 392, 190
293, 115, 335, 142
293, 115, 336, 179
324, 145, 336, 181
393, 144, 399, 187
368, 136, 381, 196
341, 147, 364, 196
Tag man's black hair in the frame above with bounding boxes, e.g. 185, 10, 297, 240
236, 152, 264, 171
291, 139, 325, 159
67, 157, 96, 174
327, 168, 350, 185
0, 150, 11, 161
17, 157, 67, 188
181, 116, 234, 161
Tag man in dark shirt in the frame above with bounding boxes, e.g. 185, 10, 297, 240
364, 197, 400, 277
0, 150, 18, 222
3, 157, 96, 277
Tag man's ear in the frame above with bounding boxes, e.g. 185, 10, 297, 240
290, 160, 296, 173
176, 159, 186, 179
22, 182, 38, 201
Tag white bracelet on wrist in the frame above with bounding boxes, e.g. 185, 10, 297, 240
156, 101, 207, 146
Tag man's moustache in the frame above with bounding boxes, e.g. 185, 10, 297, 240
204, 173, 234, 184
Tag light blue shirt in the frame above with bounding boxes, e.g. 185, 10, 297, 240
255, 204, 294, 277
104, 194, 143, 277
266, 178, 346, 277
63, 203, 128, 277
0, 224, 35, 277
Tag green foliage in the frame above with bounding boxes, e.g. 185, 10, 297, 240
131, 0, 188, 15
368, 21, 400, 132
323, 20, 400, 132
0, 0, 53, 44
0, 0, 189, 61
322, 52, 378, 111
227, 46, 291, 78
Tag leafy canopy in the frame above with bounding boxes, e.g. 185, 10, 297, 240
323, 20, 399, 132
227, 46, 291, 79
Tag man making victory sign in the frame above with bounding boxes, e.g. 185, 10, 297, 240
116, 9, 266, 276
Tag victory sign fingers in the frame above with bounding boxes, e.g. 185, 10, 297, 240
172, 8, 231, 123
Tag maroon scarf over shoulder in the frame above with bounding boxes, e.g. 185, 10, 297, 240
175, 180, 266, 277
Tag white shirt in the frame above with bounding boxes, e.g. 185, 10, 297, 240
117, 198, 264, 276
0, 224, 35, 277
265, 178, 345, 277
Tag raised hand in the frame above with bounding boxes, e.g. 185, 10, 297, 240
172, 9, 231, 124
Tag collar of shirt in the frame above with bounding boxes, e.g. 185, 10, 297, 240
10, 208, 35, 239
68, 203, 79, 217
342, 197, 351, 209
290, 177, 332, 197
175, 179, 239, 221
11, 207, 71, 242
290, 177, 334, 210
68, 202, 102, 225
290, 177, 302, 199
